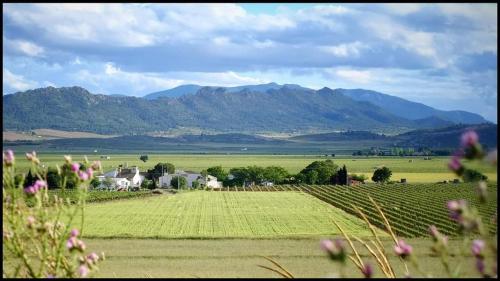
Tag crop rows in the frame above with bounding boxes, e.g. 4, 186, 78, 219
48, 190, 154, 204
215, 183, 497, 237
80, 191, 376, 238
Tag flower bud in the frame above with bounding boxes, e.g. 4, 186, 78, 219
71, 163, 80, 173
64, 155, 72, 164
394, 240, 413, 259
27, 216, 36, 228
461, 130, 478, 148
3, 149, 15, 166
78, 265, 89, 277
471, 239, 485, 258
321, 239, 346, 262
361, 262, 373, 278
476, 181, 488, 202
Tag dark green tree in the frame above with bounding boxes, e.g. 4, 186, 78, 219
171, 176, 187, 189
462, 169, 488, 182
371, 167, 392, 183
229, 167, 249, 186
139, 155, 149, 162
333, 165, 348, 185
299, 160, 339, 184
147, 162, 175, 181
263, 166, 289, 184
46, 167, 61, 189
24, 170, 36, 188
206, 166, 228, 182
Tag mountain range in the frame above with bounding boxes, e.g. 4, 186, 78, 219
3, 83, 489, 135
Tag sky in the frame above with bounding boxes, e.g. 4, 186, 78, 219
2, 3, 498, 122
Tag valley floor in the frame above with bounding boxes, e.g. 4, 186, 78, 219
85, 238, 491, 278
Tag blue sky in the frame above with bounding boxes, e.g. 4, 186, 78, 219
2, 3, 497, 121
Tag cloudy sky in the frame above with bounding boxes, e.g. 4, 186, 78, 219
3, 3, 497, 121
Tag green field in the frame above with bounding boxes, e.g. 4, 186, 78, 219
12, 153, 497, 183
84, 238, 492, 278
78, 192, 378, 238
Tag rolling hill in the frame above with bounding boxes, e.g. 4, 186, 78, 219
3, 85, 490, 135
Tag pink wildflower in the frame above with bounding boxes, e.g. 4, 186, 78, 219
33, 180, 47, 191
476, 259, 485, 275
471, 239, 485, 258
3, 150, 14, 166
394, 240, 413, 258
27, 216, 36, 228
71, 162, 80, 172
70, 229, 80, 237
78, 265, 89, 277
448, 155, 462, 172
24, 185, 37, 195
66, 237, 77, 249
361, 262, 373, 278
86, 167, 94, 178
321, 238, 346, 262
461, 130, 479, 148
320, 239, 334, 252
87, 252, 99, 264
78, 170, 89, 181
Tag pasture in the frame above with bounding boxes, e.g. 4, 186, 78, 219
77, 192, 378, 238
11, 153, 497, 183
85, 238, 491, 278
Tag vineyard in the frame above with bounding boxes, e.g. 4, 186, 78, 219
79, 191, 378, 238
211, 183, 497, 237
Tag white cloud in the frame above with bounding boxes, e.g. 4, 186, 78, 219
382, 4, 422, 15
5, 38, 45, 57
321, 41, 366, 57
3, 69, 39, 91
335, 69, 372, 84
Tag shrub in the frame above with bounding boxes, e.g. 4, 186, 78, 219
371, 167, 392, 183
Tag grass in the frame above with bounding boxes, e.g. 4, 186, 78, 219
76, 191, 379, 238
84, 238, 492, 278
11, 153, 497, 183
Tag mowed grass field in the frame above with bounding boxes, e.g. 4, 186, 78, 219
78, 192, 379, 238
85, 238, 491, 278
12, 153, 497, 183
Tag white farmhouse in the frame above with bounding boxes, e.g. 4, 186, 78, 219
158, 170, 222, 189
96, 166, 144, 191
199, 175, 223, 189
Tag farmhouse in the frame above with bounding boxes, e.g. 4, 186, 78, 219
96, 166, 144, 191
158, 170, 222, 189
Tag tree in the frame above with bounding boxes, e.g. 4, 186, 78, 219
24, 170, 37, 188
462, 169, 488, 182
141, 179, 155, 190
263, 166, 289, 184
206, 166, 228, 182
102, 177, 114, 190
89, 178, 100, 189
298, 160, 339, 185
246, 165, 265, 185
44, 168, 61, 189
371, 167, 392, 183
171, 176, 187, 189
139, 155, 148, 162
192, 180, 200, 189
229, 167, 248, 186
350, 173, 368, 183
333, 165, 348, 185
147, 162, 175, 181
